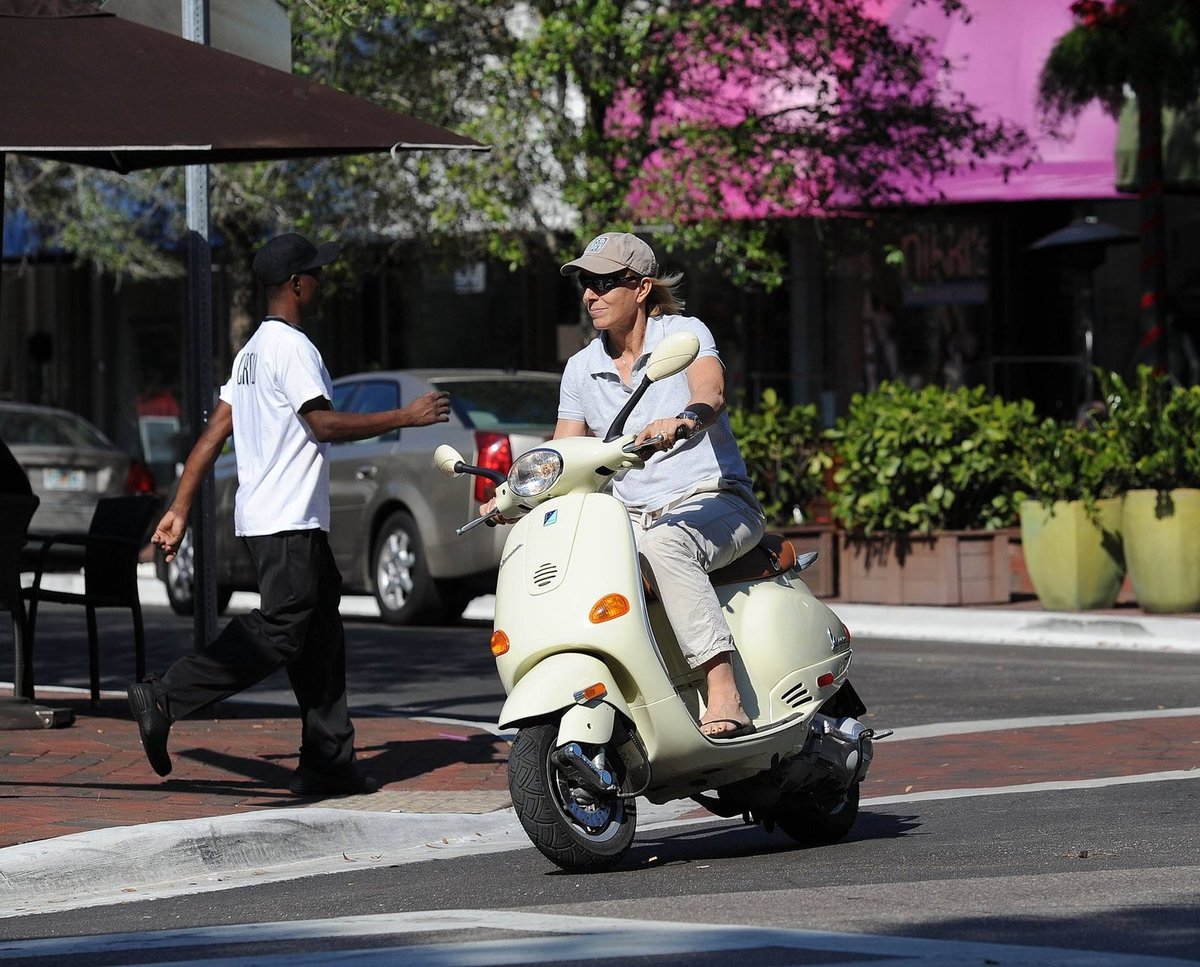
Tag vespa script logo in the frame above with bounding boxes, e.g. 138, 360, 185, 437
827, 624, 851, 652
499, 543, 523, 572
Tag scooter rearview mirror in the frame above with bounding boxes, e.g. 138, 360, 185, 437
644, 331, 701, 382
602, 331, 702, 442
433, 445, 465, 477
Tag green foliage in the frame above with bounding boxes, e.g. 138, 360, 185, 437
1099, 366, 1200, 492
7, 1, 1032, 297
1014, 418, 1126, 519
727, 389, 824, 524
823, 381, 1039, 536
1039, 0, 1200, 122
469, 0, 1030, 288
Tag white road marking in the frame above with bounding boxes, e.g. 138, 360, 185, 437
0, 910, 1192, 966
884, 704, 1200, 741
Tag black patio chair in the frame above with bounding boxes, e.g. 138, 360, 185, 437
24, 494, 161, 705
0, 493, 40, 699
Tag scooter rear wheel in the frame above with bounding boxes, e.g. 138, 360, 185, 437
776, 783, 860, 845
508, 722, 636, 873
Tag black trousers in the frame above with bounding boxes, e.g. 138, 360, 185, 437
152, 529, 355, 773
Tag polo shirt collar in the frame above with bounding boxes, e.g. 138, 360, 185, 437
592, 316, 667, 379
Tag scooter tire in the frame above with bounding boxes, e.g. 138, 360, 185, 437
508, 722, 636, 873
776, 783, 860, 846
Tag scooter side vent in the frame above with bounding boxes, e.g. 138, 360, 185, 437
533, 562, 559, 587
781, 683, 813, 708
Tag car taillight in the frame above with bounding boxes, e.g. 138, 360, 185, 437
473, 431, 512, 503
124, 458, 156, 495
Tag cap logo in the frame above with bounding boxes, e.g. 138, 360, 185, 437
585, 236, 609, 254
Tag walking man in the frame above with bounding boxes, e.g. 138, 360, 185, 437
128, 232, 450, 796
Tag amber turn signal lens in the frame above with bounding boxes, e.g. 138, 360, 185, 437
490, 630, 510, 657
589, 593, 630, 624
573, 682, 608, 703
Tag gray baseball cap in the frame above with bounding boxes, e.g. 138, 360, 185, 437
560, 232, 658, 277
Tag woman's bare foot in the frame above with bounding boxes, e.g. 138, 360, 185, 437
699, 655, 752, 737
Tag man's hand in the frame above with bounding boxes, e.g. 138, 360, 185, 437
152, 509, 188, 562
479, 497, 518, 525
405, 391, 451, 427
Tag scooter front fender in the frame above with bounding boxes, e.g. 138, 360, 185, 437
499, 653, 631, 746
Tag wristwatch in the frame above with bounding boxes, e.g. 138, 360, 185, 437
675, 409, 702, 440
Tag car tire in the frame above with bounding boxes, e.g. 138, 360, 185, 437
161, 531, 233, 616
372, 509, 435, 625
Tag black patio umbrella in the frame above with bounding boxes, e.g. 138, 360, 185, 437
0, 0, 483, 169
0, 0, 486, 727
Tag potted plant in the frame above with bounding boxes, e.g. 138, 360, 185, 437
1101, 366, 1200, 612
817, 381, 1038, 605
728, 389, 836, 596
1015, 418, 1126, 611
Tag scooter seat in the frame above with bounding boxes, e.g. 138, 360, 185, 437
642, 534, 797, 601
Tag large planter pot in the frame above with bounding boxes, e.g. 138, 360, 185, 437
778, 524, 837, 598
838, 529, 1011, 605
1121, 488, 1200, 613
1018, 498, 1124, 612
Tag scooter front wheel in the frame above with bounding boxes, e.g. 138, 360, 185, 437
508, 722, 636, 873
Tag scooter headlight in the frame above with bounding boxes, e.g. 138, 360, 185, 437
508, 448, 563, 497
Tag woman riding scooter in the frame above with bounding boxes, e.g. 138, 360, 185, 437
487, 231, 765, 738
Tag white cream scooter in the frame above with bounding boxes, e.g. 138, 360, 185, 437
434, 332, 879, 872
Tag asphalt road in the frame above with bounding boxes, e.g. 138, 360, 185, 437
3, 608, 1199, 965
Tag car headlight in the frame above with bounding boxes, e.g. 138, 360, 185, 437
508, 448, 563, 498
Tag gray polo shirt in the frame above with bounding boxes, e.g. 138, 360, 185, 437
559, 314, 760, 515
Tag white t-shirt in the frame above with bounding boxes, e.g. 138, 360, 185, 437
218, 318, 332, 536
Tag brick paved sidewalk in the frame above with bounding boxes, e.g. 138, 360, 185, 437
4, 684, 1198, 853
0, 692, 512, 849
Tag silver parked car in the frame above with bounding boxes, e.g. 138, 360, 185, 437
0, 401, 157, 537
158, 368, 561, 623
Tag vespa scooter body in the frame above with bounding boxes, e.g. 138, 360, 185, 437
492, 487, 854, 804
434, 331, 877, 872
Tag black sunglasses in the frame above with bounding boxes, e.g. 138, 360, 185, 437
576, 272, 641, 295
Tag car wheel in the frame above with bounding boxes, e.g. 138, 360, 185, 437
161, 530, 233, 616
372, 510, 435, 625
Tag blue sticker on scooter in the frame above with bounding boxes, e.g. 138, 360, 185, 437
544, 510, 558, 526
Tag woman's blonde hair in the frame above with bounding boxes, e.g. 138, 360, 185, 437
645, 271, 686, 316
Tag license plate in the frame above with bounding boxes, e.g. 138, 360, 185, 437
43, 468, 87, 491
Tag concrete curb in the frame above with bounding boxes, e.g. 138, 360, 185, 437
30, 567, 1198, 650
0, 808, 524, 918
0, 799, 706, 918
834, 604, 1200, 653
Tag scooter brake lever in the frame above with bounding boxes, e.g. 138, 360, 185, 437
622, 434, 665, 455
456, 512, 502, 536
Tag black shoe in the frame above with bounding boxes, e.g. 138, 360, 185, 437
127, 682, 172, 777
288, 764, 378, 797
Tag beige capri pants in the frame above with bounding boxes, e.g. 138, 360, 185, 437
630, 489, 766, 669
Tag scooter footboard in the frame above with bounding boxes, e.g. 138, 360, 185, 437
499, 653, 632, 746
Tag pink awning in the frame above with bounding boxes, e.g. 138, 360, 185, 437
879, 0, 1121, 203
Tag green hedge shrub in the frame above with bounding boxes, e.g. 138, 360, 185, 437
728, 388, 825, 524
819, 381, 1039, 535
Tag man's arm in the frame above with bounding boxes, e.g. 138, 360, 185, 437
152, 400, 233, 562
300, 390, 451, 443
